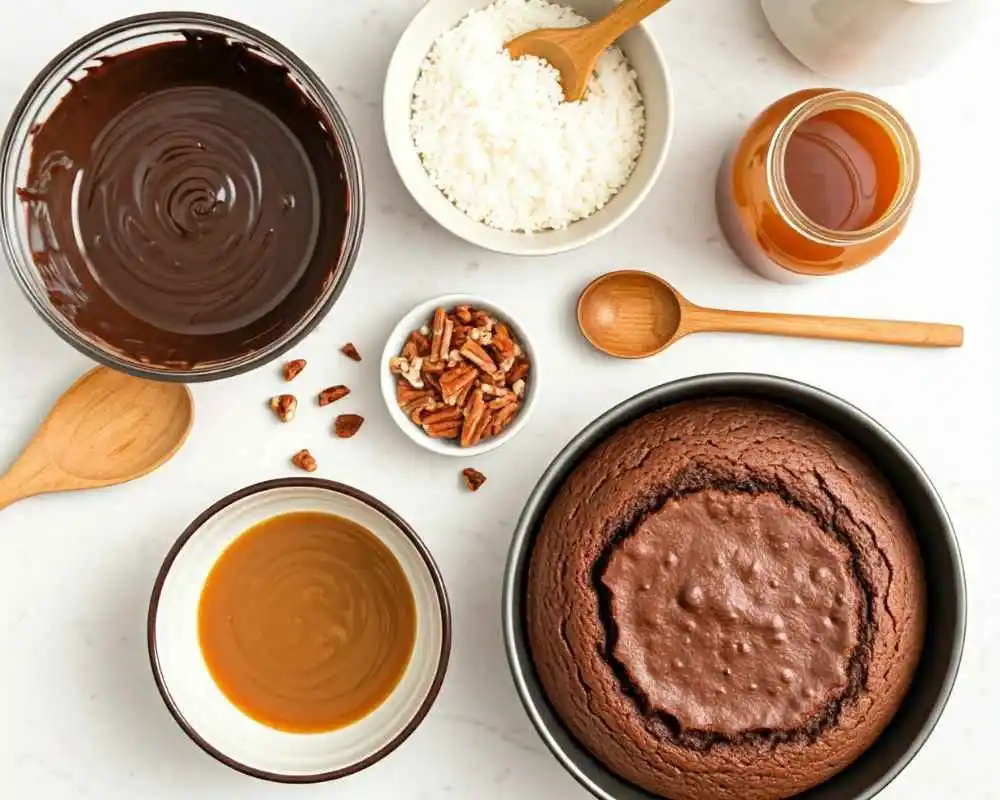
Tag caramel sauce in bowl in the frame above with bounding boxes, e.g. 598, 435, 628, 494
148, 480, 450, 782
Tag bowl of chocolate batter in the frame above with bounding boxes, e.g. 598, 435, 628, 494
1, 13, 364, 380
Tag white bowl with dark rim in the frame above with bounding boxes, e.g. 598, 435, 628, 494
503, 374, 965, 800
148, 479, 451, 783
380, 294, 539, 457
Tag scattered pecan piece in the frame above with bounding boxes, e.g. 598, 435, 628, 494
341, 342, 362, 362
283, 359, 306, 381
389, 304, 530, 447
462, 468, 487, 492
334, 414, 365, 438
318, 385, 350, 406
292, 449, 317, 472
270, 394, 297, 423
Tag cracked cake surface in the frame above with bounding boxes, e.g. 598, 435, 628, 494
526, 398, 925, 800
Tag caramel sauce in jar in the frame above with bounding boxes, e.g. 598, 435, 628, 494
716, 89, 919, 283
198, 512, 417, 733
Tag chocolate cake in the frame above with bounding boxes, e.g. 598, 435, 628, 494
527, 398, 925, 800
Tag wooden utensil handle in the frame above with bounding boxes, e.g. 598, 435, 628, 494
593, 0, 674, 46
0, 476, 23, 511
686, 307, 964, 348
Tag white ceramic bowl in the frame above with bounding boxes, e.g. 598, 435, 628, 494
383, 0, 674, 256
381, 294, 538, 457
148, 479, 451, 783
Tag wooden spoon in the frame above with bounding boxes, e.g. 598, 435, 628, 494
0, 367, 194, 510
577, 270, 964, 359
506, 0, 674, 101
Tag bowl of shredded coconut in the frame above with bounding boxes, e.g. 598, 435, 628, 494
384, 0, 672, 255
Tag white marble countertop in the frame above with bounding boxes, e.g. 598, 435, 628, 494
1, 1, 997, 798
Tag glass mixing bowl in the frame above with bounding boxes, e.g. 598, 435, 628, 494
0, 12, 365, 382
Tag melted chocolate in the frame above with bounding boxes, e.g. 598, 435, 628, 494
19, 33, 350, 369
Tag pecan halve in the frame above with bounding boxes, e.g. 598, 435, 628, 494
334, 414, 365, 438
462, 468, 487, 492
341, 342, 362, 362
283, 359, 307, 381
318, 385, 350, 406
292, 449, 317, 472
270, 394, 297, 423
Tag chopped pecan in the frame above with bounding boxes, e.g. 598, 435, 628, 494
318, 385, 350, 406
409, 330, 431, 357
392, 356, 424, 388
462, 468, 487, 492
430, 307, 447, 362
508, 359, 530, 384
492, 399, 520, 434
423, 407, 463, 438
512, 379, 526, 399
440, 364, 477, 405
452, 324, 470, 349
460, 339, 498, 373
292, 449, 317, 472
491, 324, 516, 362
270, 394, 297, 423
334, 414, 365, 438
402, 340, 420, 360
474, 311, 493, 329
397, 381, 427, 406
426, 422, 461, 439
341, 342, 362, 362
283, 359, 306, 381
488, 393, 515, 410
461, 389, 487, 448
423, 406, 463, 427
454, 305, 473, 324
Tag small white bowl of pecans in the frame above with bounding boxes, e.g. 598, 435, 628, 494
381, 295, 536, 456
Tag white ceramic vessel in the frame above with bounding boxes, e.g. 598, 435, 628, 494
381, 294, 539, 457
383, 0, 674, 256
761, 0, 996, 86
148, 480, 451, 783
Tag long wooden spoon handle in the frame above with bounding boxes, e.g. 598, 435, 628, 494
591, 0, 674, 46
685, 307, 964, 348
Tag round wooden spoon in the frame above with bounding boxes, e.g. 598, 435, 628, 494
0, 367, 194, 510
506, 0, 674, 101
577, 270, 964, 359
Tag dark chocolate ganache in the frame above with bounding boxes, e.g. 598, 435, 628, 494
18, 32, 350, 369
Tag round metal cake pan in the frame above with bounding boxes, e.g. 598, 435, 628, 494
502, 373, 966, 800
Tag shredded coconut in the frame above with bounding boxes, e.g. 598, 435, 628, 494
410, 0, 646, 233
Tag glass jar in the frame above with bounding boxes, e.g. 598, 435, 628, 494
0, 12, 365, 382
715, 89, 919, 283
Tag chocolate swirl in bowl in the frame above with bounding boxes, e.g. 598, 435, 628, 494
18, 31, 349, 369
